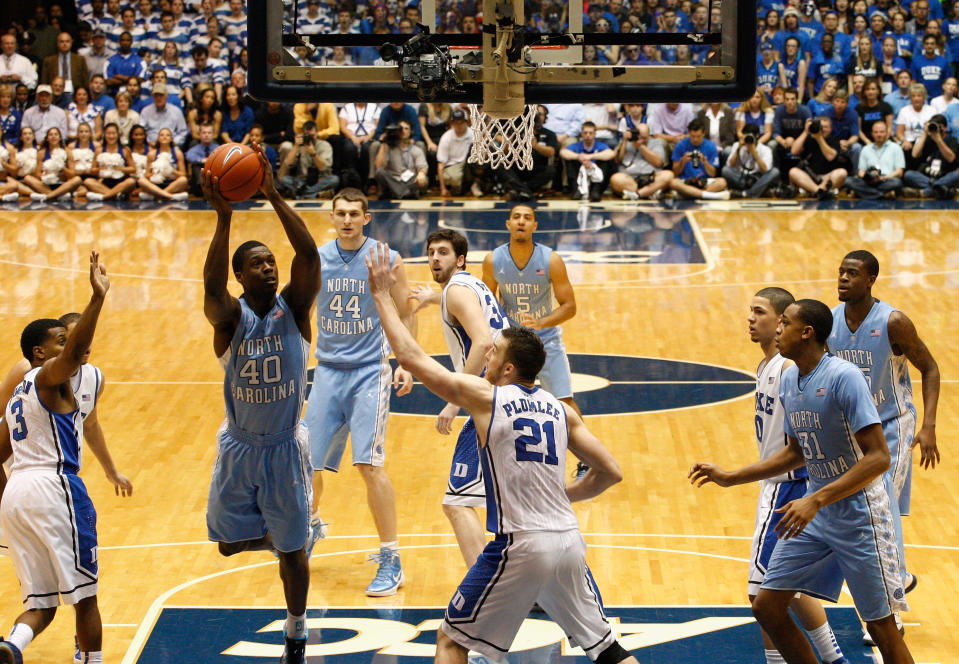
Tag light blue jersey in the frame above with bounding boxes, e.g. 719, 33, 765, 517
491, 244, 560, 343
780, 354, 881, 493
221, 294, 309, 438
315, 238, 395, 368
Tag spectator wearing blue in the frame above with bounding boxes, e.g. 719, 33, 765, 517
660, 0, 691, 31
903, 112, 959, 196
796, 0, 824, 45
249, 125, 278, 172
544, 103, 586, 146
867, 12, 892, 58
808, 78, 840, 118
906, 0, 934, 35
585, 3, 620, 33
185, 121, 219, 194
885, 69, 914, 116
773, 8, 811, 61
183, 45, 228, 106
669, 117, 730, 200
903, 0, 945, 22
140, 82, 189, 146
0, 84, 22, 145
760, 0, 787, 16
150, 12, 192, 61
559, 120, 616, 200
111, 8, 148, 54
126, 77, 151, 113
867, 0, 898, 19
911, 33, 950, 98
878, 35, 908, 91
89, 75, 116, 112
220, 85, 254, 144
808, 33, 846, 98
822, 11, 853, 62
779, 37, 808, 95
888, 11, 917, 62
655, 8, 681, 63
827, 88, 863, 169
846, 121, 905, 198
375, 102, 422, 142
757, 42, 780, 97
773, 87, 812, 168
945, 0, 959, 78
758, 9, 781, 50
105, 31, 147, 91
943, 96, 959, 133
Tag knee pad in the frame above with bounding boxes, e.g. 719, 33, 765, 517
594, 641, 631, 664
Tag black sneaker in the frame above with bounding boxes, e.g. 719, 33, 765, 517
0, 638, 23, 664
280, 636, 307, 664
933, 185, 955, 200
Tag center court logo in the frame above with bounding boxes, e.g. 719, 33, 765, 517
133, 606, 871, 663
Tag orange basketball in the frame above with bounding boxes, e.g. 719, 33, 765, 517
204, 143, 264, 201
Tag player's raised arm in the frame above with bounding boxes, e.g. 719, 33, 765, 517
202, 169, 241, 354
254, 143, 320, 324
37, 252, 109, 390
887, 311, 941, 469
688, 438, 806, 488
565, 405, 623, 502
367, 243, 491, 413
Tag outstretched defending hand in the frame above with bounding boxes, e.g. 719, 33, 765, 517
366, 242, 400, 295
250, 142, 277, 197
90, 251, 110, 298
201, 168, 232, 217
687, 462, 733, 488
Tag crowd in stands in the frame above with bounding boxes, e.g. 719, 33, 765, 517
2, 0, 959, 202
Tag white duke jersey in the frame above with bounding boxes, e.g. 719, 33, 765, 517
5, 367, 84, 476
756, 353, 807, 482
441, 271, 509, 372
828, 300, 913, 423
72, 364, 102, 421
481, 384, 579, 534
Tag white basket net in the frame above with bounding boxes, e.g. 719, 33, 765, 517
467, 104, 537, 171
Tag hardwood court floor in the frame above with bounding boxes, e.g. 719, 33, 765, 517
0, 202, 955, 663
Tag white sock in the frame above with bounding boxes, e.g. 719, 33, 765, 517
380, 540, 399, 552
764, 649, 785, 664
701, 190, 723, 199
285, 612, 307, 640
8, 623, 34, 651
80, 651, 103, 663
807, 622, 844, 662
894, 611, 903, 629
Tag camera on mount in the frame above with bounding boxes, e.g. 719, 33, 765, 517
809, 119, 822, 134
380, 26, 461, 101
383, 124, 403, 148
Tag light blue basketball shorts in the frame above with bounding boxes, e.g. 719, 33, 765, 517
537, 335, 573, 400
760, 478, 908, 622
305, 361, 392, 471
884, 406, 916, 516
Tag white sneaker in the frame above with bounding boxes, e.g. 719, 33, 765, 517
1, 192, 17, 202
86, 192, 104, 201
622, 190, 639, 201
171, 192, 188, 201
714, 190, 731, 200
30, 192, 46, 202
139, 192, 154, 201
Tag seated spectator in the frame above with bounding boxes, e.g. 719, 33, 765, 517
857, 78, 894, 147
903, 113, 959, 196
146, 62, 183, 109
339, 101, 381, 184
697, 102, 737, 157
788, 116, 848, 198
66, 86, 103, 142
373, 119, 426, 199
911, 34, 950, 98
497, 104, 559, 201
88, 75, 115, 113
669, 118, 730, 199
610, 122, 674, 200
22, 84, 68, 139
83, 122, 135, 200
50, 77, 72, 110
648, 102, 695, 152
897, 83, 935, 162
0, 34, 38, 92
0, 136, 23, 201
878, 35, 907, 93
846, 121, 905, 198
183, 45, 227, 105
185, 121, 219, 195
23, 127, 83, 201
140, 82, 188, 146
220, 85, 254, 144
369, 101, 424, 181
543, 103, 585, 146
255, 101, 295, 160
779, 37, 808, 98
8, 126, 38, 198
137, 126, 188, 200
888, 10, 916, 60
436, 109, 476, 197
930, 76, 959, 112
248, 126, 277, 172
584, 103, 621, 146
722, 122, 781, 197
126, 77, 150, 113
807, 33, 845, 99
848, 73, 865, 110
110, 13, 148, 60
736, 90, 775, 146
188, 86, 222, 143
885, 69, 913, 117
128, 123, 150, 181
773, 87, 812, 168
846, 35, 879, 90
103, 91, 139, 145
0, 84, 22, 145
559, 121, 617, 201
757, 42, 780, 99
826, 88, 862, 169
277, 120, 339, 199
69, 121, 98, 182
808, 77, 840, 118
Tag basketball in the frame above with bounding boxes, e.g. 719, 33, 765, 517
204, 143, 264, 201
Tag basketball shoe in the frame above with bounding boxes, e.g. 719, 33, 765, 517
366, 547, 404, 596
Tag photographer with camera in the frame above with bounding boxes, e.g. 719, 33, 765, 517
669, 117, 730, 200
787, 116, 848, 199
903, 114, 959, 198
374, 119, 428, 199
895, 83, 935, 168
609, 122, 674, 200
277, 120, 339, 199
721, 122, 780, 198
436, 109, 476, 197
845, 121, 905, 199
